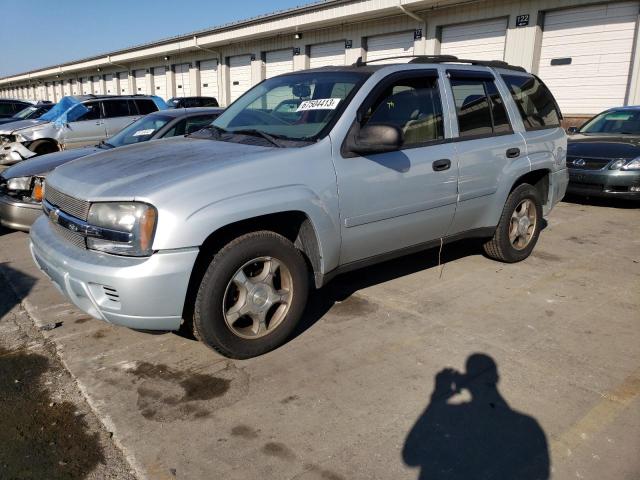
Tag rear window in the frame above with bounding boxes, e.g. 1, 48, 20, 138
135, 99, 158, 115
501, 74, 561, 131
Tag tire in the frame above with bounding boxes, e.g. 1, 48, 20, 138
483, 184, 543, 263
193, 231, 309, 359
29, 140, 59, 156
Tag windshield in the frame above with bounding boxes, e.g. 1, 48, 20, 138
104, 114, 173, 147
212, 71, 369, 141
580, 109, 640, 135
14, 106, 39, 119
39, 96, 86, 124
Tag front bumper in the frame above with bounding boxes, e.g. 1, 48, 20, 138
567, 168, 640, 200
0, 141, 36, 165
29, 215, 200, 331
0, 193, 42, 231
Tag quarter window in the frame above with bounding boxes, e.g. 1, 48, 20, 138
501, 74, 561, 130
450, 77, 512, 138
363, 75, 444, 147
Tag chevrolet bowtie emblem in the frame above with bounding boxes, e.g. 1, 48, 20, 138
48, 208, 60, 224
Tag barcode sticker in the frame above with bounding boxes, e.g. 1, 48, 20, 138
296, 98, 341, 112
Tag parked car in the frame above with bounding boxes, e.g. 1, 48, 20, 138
167, 96, 219, 108
0, 99, 34, 118
29, 57, 568, 358
0, 102, 54, 126
0, 107, 222, 231
0, 95, 166, 165
566, 107, 640, 200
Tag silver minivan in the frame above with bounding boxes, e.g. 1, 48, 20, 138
0, 95, 165, 165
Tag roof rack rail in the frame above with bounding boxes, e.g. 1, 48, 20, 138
352, 55, 527, 72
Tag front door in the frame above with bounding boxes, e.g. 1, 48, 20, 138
333, 71, 459, 264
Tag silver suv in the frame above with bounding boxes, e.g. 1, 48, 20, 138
0, 95, 164, 165
30, 56, 569, 359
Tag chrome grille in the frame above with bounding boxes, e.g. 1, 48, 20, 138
51, 221, 86, 249
566, 156, 611, 171
45, 185, 90, 220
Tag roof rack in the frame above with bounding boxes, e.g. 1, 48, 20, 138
352, 55, 527, 72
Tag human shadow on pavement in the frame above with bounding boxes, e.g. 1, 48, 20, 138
402, 354, 549, 480
0, 263, 36, 321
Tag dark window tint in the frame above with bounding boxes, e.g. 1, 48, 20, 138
363, 75, 444, 146
103, 100, 131, 118
501, 74, 561, 130
163, 114, 217, 137
12, 102, 28, 113
74, 101, 101, 121
135, 99, 158, 115
0, 102, 13, 116
450, 78, 512, 137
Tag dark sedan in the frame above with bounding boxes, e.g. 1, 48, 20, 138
566, 107, 640, 200
0, 107, 223, 231
0, 102, 54, 126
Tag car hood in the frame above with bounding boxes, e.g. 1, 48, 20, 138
47, 137, 273, 200
1, 146, 101, 179
567, 134, 640, 159
0, 119, 48, 134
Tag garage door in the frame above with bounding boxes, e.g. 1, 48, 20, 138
46, 83, 55, 101
229, 55, 252, 103
265, 49, 293, 79
539, 1, 639, 115
174, 63, 192, 97
81, 77, 91, 95
62, 80, 71, 97
366, 31, 414, 64
200, 59, 219, 99
441, 18, 507, 61
134, 70, 148, 95
118, 72, 130, 95
104, 74, 115, 95
71, 79, 79, 95
310, 41, 346, 68
152, 67, 167, 100
93, 76, 103, 95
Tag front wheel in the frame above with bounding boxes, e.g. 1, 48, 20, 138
483, 184, 543, 263
193, 231, 309, 359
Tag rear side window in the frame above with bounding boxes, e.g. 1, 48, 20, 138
450, 77, 512, 138
163, 114, 217, 137
103, 100, 131, 118
501, 74, 561, 130
0, 103, 13, 115
135, 99, 158, 115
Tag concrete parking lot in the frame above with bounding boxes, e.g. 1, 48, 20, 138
0, 198, 638, 480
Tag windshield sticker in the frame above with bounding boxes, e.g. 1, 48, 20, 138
296, 98, 341, 112
604, 113, 633, 121
132, 129, 155, 137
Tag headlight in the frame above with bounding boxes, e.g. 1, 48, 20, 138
7, 176, 32, 191
609, 159, 626, 170
86, 202, 157, 257
622, 158, 640, 170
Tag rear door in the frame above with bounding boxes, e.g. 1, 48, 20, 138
63, 101, 106, 148
445, 69, 526, 234
103, 99, 137, 136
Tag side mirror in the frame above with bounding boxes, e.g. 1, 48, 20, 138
566, 126, 579, 134
349, 124, 403, 155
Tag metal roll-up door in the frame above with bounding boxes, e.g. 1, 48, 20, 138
366, 31, 414, 64
46, 83, 55, 101
174, 63, 192, 97
105, 74, 114, 94
539, 1, 639, 115
265, 49, 293, 79
309, 41, 346, 68
71, 79, 79, 95
441, 18, 508, 61
200, 59, 219, 99
81, 77, 91, 95
229, 55, 252, 103
62, 80, 71, 97
152, 67, 167, 100
134, 69, 148, 95
92, 76, 103, 95
56, 81, 64, 98
118, 72, 130, 95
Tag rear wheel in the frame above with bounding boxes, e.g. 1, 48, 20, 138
483, 184, 543, 263
193, 231, 309, 359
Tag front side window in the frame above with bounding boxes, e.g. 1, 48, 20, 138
502, 74, 561, 131
450, 76, 512, 138
213, 71, 368, 142
70, 101, 101, 122
164, 114, 218, 137
362, 75, 444, 147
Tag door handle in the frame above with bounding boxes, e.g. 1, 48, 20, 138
506, 148, 520, 158
432, 159, 451, 172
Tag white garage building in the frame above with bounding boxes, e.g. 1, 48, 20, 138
2, 0, 640, 122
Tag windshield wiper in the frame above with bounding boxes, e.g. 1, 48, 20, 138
231, 129, 284, 148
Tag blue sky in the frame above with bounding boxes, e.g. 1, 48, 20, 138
0, 0, 309, 77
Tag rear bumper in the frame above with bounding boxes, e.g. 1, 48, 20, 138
29, 216, 199, 331
567, 168, 640, 200
0, 193, 41, 231
545, 167, 569, 215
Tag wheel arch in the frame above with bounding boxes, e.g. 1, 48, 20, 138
510, 169, 550, 210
